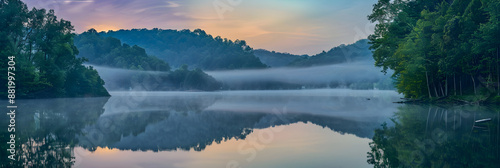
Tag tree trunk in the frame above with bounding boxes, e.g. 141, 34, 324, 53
454, 74, 457, 96
445, 77, 448, 96
497, 47, 499, 96
434, 83, 440, 98
460, 76, 463, 96
426, 71, 432, 99
471, 75, 477, 95
440, 82, 445, 97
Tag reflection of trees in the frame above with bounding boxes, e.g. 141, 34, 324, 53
78, 110, 267, 152
0, 97, 108, 168
368, 105, 500, 167
78, 109, 383, 152
0, 92, 398, 167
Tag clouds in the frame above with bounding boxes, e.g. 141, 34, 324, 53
184, 0, 378, 55
24, 0, 187, 32
166, 1, 181, 8
23, 0, 377, 55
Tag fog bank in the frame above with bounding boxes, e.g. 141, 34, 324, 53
207, 62, 391, 85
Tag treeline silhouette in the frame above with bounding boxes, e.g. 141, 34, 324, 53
98, 28, 268, 70
289, 39, 373, 67
254, 39, 373, 68
253, 49, 307, 67
75, 29, 171, 71
75, 30, 222, 91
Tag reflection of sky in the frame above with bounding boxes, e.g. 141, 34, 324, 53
23, 0, 377, 55
74, 123, 371, 168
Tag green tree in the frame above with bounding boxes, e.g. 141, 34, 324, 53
369, 0, 499, 100
0, 0, 109, 98
474, 0, 500, 95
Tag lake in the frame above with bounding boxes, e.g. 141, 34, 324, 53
2, 89, 500, 167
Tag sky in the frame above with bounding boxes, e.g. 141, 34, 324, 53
23, 0, 378, 55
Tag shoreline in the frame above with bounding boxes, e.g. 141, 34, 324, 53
395, 95, 500, 105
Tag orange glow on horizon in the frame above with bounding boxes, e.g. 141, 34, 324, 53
85, 25, 120, 32
93, 146, 120, 155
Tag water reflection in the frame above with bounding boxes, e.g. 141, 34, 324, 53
78, 90, 398, 153
6, 91, 499, 167
368, 105, 500, 167
1, 90, 400, 167
0, 97, 109, 167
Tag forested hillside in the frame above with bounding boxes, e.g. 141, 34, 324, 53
369, 0, 500, 101
253, 49, 306, 67
98, 29, 268, 70
75, 29, 170, 71
288, 39, 372, 67
74, 29, 221, 91
0, 0, 109, 98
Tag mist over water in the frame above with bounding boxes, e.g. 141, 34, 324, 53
88, 65, 169, 90
90, 61, 393, 90
88, 64, 168, 78
206, 61, 392, 85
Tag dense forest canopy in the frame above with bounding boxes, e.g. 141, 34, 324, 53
98, 29, 268, 70
74, 29, 171, 71
288, 39, 373, 67
254, 39, 373, 68
369, 0, 500, 100
0, 0, 109, 98
73, 29, 221, 91
253, 49, 307, 67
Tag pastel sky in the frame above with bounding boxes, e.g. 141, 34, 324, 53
23, 0, 377, 55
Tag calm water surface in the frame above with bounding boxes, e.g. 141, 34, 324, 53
2, 89, 500, 167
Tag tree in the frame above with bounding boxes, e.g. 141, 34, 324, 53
0, 0, 109, 98
474, 0, 500, 95
368, 0, 498, 100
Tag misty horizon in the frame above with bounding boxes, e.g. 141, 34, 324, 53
89, 59, 393, 91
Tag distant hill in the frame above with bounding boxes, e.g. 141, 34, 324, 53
75, 29, 171, 71
253, 49, 306, 67
288, 39, 372, 67
75, 29, 221, 91
98, 28, 267, 70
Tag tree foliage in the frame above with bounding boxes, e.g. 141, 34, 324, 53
289, 39, 373, 67
369, 0, 500, 99
98, 28, 268, 70
0, 0, 109, 98
73, 30, 221, 91
253, 49, 306, 68
74, 29, 171, 71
